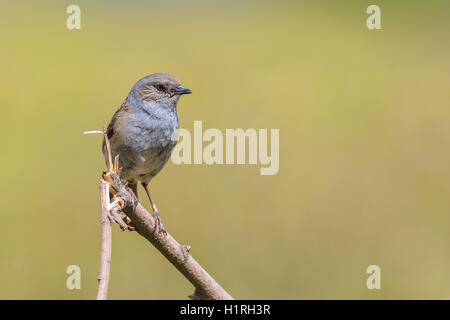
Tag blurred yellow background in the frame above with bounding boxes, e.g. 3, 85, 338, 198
1, 0, 450, 299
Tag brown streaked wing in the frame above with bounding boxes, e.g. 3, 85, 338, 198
102, 104, 129, 154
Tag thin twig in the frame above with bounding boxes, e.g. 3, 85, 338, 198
90, 129, 119, 300
96, 179, 112, 300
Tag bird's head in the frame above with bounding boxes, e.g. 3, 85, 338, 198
133, 73, 192, 104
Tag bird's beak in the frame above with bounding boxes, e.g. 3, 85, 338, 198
173, 86, 192, 95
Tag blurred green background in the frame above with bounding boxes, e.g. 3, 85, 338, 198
1, 0, 450, 299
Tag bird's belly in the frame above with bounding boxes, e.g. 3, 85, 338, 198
119, 140, 176, 183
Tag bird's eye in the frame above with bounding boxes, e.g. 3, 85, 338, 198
155, 84, 165, 92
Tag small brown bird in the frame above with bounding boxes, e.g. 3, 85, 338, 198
103, 73, 192, 234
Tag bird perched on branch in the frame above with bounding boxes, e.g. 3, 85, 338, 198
103, 73, 192, 234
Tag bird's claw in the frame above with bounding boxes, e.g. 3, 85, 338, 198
152, 211, 167, 239
107, 208, 134, 232
106, 197, 134, 231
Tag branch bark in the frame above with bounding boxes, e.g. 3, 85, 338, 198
106, 171, 233, 300
93, 129, 233, 300
96, 180, 112, 300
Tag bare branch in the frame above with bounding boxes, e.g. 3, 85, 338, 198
96, 179, 112, 300
106, 170, 233, 299
94, 129, 123, 300
90, 129, 233, 300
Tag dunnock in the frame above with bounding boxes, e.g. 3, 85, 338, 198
103, 73, 192, 234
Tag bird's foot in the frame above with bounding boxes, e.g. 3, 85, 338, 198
111, 209, 135, 232
151, 211, 167, 238
106, 196, 134, 231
